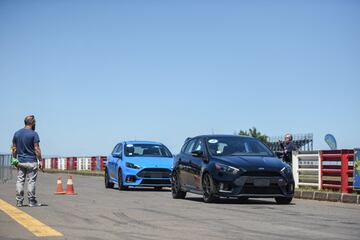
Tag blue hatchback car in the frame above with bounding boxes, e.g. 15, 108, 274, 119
105, 141, 174, 190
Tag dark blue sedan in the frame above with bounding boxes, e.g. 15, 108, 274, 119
171, 135, 294, 203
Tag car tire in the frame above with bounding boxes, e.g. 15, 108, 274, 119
118, 169, 128, 191
202, 173, 219, 203
171, 171, 186, 199
105, 168, 114, 189
275, 197, 293, 204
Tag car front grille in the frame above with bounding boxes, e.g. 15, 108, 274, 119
140, 179, 171, 185
242, 171, 281, 177
242, 184, 282, 195
137, 168, 171, 178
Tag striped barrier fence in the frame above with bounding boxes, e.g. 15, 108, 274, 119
320, 150, 354, 193
42, 156, 107, 171
292, 151, 321, 189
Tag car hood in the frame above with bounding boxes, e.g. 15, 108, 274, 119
125, 157, 173, 169
213, 155, 286, 172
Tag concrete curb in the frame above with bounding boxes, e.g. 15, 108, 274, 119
295, 190, 359, 204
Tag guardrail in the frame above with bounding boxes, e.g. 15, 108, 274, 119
292, 151, 321, 189
292, 150, 357, 193
0, 154, 13, 183
320, 150, 354, 193
42, 156, 107, 171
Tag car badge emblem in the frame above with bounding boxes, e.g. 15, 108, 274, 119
258, 167, 265, 170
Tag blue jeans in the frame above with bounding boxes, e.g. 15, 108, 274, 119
16, 162, 38, 203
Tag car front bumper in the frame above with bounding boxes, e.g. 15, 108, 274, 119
214, 175, 294, 198
123, 168, 172, 187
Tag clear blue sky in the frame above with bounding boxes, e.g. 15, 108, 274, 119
1, 0, 359, 155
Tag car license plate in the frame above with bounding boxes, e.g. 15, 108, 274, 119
254, 179, 270, 187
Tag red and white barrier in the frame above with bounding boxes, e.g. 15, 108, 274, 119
320, 150, 354, 193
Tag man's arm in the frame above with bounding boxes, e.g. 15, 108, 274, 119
34, 143, 43, 169
11, 143, 17, 158
278, 140, 284, 149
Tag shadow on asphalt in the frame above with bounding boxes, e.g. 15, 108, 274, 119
17, 203, 49, 207
107, 187, 171, 192
185, 197, 296, 205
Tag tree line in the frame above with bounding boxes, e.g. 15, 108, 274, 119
238, 127, 268, 144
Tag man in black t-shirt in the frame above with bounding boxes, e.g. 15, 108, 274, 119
279, 133, 297, 165
12, 115, 43, 207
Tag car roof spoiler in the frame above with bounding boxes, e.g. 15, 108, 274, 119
184, 137, 192, 143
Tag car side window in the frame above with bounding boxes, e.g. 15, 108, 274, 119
184, 139, 197, 155
112, 143, 121, 155
118, 144, 122, 157
112, 144, 119, 154
193, 139, 203, 152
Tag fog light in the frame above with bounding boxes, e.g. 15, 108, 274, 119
218, 183, 232, 193
126, 176, 137, 183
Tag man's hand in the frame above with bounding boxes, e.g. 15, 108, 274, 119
34, 143, 44, 172
37, 161, 44, 172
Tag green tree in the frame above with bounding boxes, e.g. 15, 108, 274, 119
238, 127, 268, 144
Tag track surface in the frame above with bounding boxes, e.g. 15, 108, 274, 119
1, 172, 359, 240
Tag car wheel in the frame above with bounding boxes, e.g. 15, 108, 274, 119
171, 171, 186, 199
275, 197, 293, 204
105, 168, 114, 189
202, 173, 218, 203
118, 170, 128, 191
154, 186, 162, 191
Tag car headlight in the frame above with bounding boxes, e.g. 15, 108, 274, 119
280, 166, 292, 175
215, 163, 240, 175
126, 162, 141, 169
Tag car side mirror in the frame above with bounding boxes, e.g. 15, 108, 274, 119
112, 153, 121, 159
191, 150, 203, 158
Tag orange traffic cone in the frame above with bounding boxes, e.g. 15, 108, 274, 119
54, 176, 66, 195
65, 175, 77, 195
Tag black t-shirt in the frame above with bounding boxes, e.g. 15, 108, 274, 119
12, 128, 40, 162
281, 142, 296, 164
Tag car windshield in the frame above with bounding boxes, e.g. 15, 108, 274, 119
206, 136, 274, 157
124, 144, 173, 158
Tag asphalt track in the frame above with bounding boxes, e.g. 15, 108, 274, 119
0, 172, 359, 240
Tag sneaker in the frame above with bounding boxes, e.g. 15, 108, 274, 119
29, 200, 42, 207
16, 201, 23, 207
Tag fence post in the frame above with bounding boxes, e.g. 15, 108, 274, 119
319, 151, 323, 190
341, 151, 349, 193
341, 152, 349, 193
317, 152, 321, 190
292, 151, 299, 188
